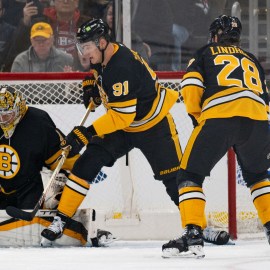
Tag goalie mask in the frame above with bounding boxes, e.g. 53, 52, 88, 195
209, 15, 242, 44
0, 86, 27, 139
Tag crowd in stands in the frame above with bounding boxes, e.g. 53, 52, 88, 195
0, 0, 228, 73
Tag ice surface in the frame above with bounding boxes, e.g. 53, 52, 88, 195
0, 239, 269, 270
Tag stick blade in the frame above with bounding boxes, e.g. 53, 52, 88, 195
6, 206, 34, 221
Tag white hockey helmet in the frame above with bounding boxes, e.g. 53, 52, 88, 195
0, 86, 27, 139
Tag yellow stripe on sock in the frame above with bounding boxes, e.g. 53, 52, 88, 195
251, 181, 270, 224
58, 174, 90, 217
179, 186, 205, 228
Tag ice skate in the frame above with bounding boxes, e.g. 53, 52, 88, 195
41, 215, 67, 243
162, 224, 205, 259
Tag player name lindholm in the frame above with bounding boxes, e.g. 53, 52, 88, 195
210, 46, 249, 58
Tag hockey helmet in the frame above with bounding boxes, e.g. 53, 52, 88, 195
209, 15, 242, 43
0, 86, 27, 139
76, 18, 110, 44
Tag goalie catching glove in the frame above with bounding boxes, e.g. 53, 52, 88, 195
82, 75, 102, 110
61, 126, 96, 155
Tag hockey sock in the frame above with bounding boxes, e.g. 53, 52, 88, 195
251, 180, 270, 225
179, 186, 206, 228
57, 173, 90, 217
202, 214, 208, 229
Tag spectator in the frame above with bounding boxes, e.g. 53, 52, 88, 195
180, 0, 212, 68
80, 0, 108, 20
0, 0, 16, 71
64, 50, 90, 72
43, 0, 89, 58
131, 0, 174, 71
1, 0, 25, 27
168, 0, 190, 71
103, 1, 115, 41
4, 0, 90, 71
103, 1, 150, 63
11, 22, 73, 72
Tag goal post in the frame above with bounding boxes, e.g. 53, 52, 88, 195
0, 72, 262, 240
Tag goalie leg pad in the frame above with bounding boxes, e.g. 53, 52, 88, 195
44, 172, 68, 209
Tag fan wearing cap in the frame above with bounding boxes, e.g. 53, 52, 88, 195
11, 22, 73, 72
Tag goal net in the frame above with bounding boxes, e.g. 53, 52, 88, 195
0, 72, 262, 240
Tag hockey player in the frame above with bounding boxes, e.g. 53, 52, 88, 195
162, 15, 270, 258
41, 18, 230, 246
0, 86, 113, 246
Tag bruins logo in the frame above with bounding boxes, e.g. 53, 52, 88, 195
0, 144, 20, 179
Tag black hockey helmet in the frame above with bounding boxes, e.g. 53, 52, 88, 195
209, 15, 242, 44
76, 18, 110, 44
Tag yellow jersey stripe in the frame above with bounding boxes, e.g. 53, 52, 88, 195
180, 121, 205, 169
202, 90, 266, 112
166, 113, 182, 162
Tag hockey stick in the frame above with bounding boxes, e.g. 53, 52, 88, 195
6, 105, 92, 221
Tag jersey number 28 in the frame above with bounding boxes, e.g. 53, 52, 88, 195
214, 55, 263, 94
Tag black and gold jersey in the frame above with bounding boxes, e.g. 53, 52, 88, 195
0, 107, 77, 194
181, 42, 269, 124
90, 43, 178, 135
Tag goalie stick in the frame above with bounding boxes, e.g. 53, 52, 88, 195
6, 105, 92, 221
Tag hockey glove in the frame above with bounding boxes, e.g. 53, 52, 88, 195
61, 126, 92, 155
82, 76, 102, 110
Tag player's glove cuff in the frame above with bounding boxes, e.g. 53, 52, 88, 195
61, 126, 94, 155
82, 76, 101, 109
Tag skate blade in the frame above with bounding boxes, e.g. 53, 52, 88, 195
162, 248, 194, 258
188, 245, 205, 259
40, 237, 53, 247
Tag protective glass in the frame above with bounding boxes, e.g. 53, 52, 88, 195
76, 41, 97, 56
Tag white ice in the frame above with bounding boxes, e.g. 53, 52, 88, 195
1, 239, 269, 270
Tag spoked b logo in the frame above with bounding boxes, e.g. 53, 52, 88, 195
0, 144, 20, 179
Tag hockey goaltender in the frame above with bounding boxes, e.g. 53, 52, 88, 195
0, 85, 115, 247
